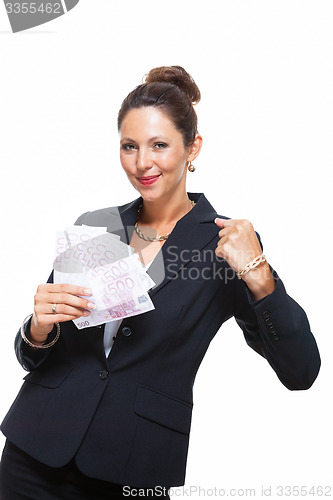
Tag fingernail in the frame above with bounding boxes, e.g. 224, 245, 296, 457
83, 311, 91, 316
87, 302, 96, 310
84, 289, 92, 295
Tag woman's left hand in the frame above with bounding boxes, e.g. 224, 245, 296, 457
215, 218, 276, 300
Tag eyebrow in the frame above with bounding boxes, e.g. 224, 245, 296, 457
120, 136, 169, 143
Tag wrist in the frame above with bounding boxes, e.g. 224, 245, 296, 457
21, 315, 60, 350
241, 261, 276, 300
29, 321, 51, 345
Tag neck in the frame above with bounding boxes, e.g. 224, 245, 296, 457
139, 191, 193, 226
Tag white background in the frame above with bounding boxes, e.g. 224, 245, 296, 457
0, 1, 332, 496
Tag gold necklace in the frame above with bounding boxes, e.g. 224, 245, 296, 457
134, 199, 196, 242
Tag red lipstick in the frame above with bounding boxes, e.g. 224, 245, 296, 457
137, 175, 161, 186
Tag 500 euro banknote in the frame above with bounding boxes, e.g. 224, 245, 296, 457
53, 226, 155, 329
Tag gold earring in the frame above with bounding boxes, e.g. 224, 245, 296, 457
188, 162, 196, 172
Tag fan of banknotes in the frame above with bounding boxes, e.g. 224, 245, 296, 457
53, 225, 155, 329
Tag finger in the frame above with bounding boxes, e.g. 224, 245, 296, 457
34, 305, 92, 329
41, 311, 90, 324
37, 283, 92, 297
35, 292, 95, 311
51, 284, 93, 296
215, 217, 239, 229
220, 218, 243, 227
34, 311, 89, 328
217, 226, 236, 244
215, 240, 234, 257
35, 301, 92, 316
51, 313, 90, 323
214, 217, 225, 229
215, 245, 226, 259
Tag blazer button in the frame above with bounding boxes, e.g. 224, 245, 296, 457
262, 310, 270, 319
269, 326, 276, 334
265, 318, 273, 327
122, 326, 132, 337
99, 370, 109, 380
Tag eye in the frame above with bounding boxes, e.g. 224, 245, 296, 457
121, 143, 137, 151
154, 142, 168, 149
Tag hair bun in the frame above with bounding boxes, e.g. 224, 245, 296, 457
144, 65, 201, 105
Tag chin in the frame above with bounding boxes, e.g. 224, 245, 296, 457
132, 184, 161, 202
139, 192, 161, 203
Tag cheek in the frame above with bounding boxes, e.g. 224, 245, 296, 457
159, 150, 186, 173
120, 154, 134, 174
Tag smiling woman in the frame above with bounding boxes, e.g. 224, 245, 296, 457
0, 66, 321, 499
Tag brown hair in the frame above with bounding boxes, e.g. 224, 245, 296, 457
117, 65, 201, 148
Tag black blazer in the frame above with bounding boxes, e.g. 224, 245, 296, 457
1, 193, 321, 488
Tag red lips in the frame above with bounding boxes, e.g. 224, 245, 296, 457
137, 175, 161, 185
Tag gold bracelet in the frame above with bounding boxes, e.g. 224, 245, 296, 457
21, 314, 61, 349
236, 253, 267, 279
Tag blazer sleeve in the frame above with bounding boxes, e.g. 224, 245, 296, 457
233, 268, 321, 390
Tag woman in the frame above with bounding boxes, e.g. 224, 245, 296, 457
0, 66, 321, 499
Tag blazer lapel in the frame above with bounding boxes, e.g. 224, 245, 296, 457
118, 193, 219, 297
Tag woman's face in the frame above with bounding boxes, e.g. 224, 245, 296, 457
119, 107, 191, 203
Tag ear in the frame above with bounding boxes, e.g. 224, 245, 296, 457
186, 134, 203, 163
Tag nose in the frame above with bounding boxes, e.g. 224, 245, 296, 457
137, 147, 154, 171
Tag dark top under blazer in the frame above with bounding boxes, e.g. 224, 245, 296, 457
1, 193, 321, 488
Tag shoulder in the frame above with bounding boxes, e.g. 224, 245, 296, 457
74, 198, 140, 227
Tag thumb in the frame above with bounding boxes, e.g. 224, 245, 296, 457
214, 217, 225, 228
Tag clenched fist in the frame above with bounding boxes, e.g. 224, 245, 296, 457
215, 218, 275, 300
